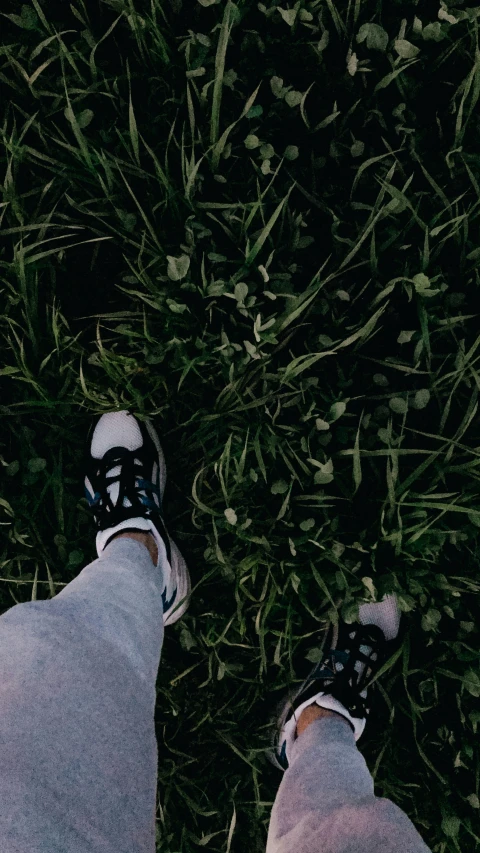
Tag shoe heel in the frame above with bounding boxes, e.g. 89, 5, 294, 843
163, 536, 191, 626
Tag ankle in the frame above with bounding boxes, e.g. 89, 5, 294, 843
111, 531, 158, 566
296, 704, 352, 738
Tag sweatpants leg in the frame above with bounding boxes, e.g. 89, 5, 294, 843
266, 716, 432, 853
0, 537, 164, 853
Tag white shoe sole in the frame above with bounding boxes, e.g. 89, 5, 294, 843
163, 534, 191, 626
144, 418, 191, 626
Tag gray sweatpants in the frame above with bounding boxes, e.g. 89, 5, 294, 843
0, 537, 432, 852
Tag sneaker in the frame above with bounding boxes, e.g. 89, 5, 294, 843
83, 410, 191, 626
270, 595, 401, 771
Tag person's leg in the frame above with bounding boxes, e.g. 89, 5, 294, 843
266, 707, 432, 853
0, 534, 164, 853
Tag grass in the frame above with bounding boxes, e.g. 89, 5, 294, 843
1, 0, 480, 849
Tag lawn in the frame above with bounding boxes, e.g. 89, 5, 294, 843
1, 0, 480, 850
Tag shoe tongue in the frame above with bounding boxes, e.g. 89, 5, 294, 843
354, 645, 377, 679
105, 458, 146, 508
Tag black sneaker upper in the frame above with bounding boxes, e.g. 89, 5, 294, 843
84, 427, 172, 565
286, 621, 389, 725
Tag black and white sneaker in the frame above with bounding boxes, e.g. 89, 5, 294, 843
270, 595, 401, 771
84, 410, 191, 626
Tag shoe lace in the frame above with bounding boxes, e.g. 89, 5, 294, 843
90, 445, 160, 515
87, 445, 172, 565
290, 623, 387, 721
